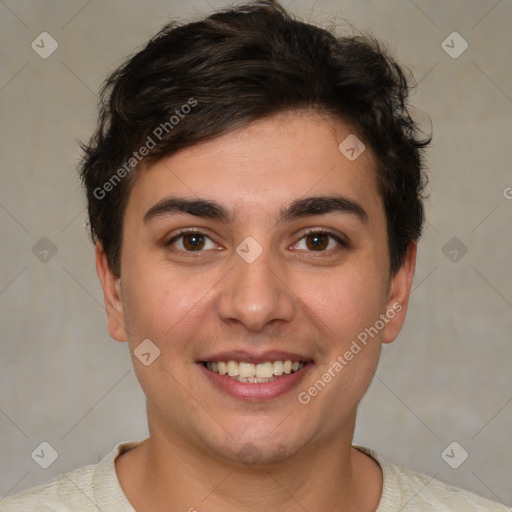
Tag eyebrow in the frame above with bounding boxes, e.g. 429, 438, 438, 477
143, 195, 368, 224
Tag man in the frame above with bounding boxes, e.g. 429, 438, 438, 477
1, 1, 509, 510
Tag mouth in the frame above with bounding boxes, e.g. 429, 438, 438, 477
202, 359, 306, 383
198, 354, 313, 401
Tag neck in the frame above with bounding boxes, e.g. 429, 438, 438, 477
116, 420, 382, 512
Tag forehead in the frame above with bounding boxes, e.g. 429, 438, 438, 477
126, 111, 383, 223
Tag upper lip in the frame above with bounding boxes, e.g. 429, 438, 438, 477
197, 350, 313, 365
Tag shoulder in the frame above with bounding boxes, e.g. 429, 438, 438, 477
356, 446, 510, 512
0, 439, 143, 512
0, 463, 97, 511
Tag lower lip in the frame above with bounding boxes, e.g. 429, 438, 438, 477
198, 363, 313, 402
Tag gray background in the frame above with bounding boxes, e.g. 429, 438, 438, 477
1, 0, 511, 506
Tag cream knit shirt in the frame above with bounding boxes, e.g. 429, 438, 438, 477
1, 440, 509, 511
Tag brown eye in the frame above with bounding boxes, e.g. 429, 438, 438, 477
182, 233, 205, 251
305, 233, 329, 251
293, 230, 346, 253
168, 232, 218, 252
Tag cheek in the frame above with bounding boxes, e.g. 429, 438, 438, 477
121, 261, 220, 347
301, 262, 387, 343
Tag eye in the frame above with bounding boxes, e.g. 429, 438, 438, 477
167, 231, 219, 252
293, 230, 346, 252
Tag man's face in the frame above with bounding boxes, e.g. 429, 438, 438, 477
98, 111, 413, 464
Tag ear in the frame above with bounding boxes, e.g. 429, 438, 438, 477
95, 242, 127, 342
382, 241, 417, 344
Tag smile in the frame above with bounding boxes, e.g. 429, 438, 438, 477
203, 360, 306, 383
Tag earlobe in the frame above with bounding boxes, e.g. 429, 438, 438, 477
95, 242, 128, 342
382, 242, 417, 344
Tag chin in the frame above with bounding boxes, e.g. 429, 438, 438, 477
200, 418, 313, 467
210, 438, 297, 467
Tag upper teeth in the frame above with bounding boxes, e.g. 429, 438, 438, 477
205, 360, 304, 379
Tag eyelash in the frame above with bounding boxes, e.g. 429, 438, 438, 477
295, 229, 348, 252
166, 228, 348, 253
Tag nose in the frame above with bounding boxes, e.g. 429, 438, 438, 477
217, 250, 296, 332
